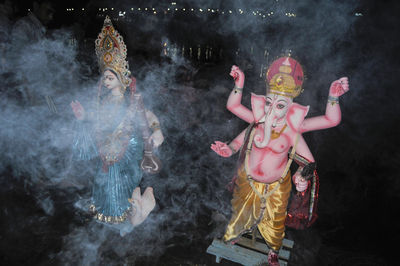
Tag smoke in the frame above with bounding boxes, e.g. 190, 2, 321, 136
2, 0, 395, 265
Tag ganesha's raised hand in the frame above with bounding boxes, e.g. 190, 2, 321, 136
230, 65, 245, 89
211, 141, 233, 157
70, 100, 85, 120
329, 77, 349, 97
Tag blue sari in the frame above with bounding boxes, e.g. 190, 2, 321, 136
72, 96, 143, 227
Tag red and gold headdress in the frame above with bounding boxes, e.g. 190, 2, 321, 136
95, 16, 131, 88
266, 57, 304, 98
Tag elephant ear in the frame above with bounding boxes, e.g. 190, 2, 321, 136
286, 103, 310, 132
251, 93, 266, 123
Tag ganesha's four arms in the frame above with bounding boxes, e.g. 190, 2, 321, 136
212, 67, 349, 192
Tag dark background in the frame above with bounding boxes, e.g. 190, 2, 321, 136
1, 0, 399, 265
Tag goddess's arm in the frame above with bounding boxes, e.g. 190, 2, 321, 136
70, 100, 98, 160
145, 109, 164, 148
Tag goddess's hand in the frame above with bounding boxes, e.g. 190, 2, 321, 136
70, 100, 85, 120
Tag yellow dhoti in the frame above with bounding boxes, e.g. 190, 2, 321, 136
223, 166, 292, 251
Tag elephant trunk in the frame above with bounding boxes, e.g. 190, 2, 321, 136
254, 114, 276, 149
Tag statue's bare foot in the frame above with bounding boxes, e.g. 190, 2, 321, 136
142, 187, 156, 217
128, 187, 156, 226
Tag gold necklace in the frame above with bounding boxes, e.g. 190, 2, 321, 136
271, 124, 287, 140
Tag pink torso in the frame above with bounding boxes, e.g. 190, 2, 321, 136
247, 124, 294, 183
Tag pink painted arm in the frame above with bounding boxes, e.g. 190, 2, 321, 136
292, 134, 315, 192
300, 101, 342, 133
300, 77, 349, 133
211, 128, 247, 157
294, 135, 315, 163
226, 66, 254, 124
229, 128, 247, 152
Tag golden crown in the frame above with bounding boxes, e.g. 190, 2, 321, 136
95, 16, 131, 88
266, 57, 304, 98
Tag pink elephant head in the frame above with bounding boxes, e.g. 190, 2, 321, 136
249, 56, 308, 148
251, 93, 309, 148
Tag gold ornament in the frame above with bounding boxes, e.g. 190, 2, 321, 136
266, 57, 304, 98
95, 16, 131, 88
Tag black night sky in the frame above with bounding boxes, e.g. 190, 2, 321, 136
0, 0, 399, 265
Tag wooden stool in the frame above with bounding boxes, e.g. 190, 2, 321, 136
206, 229, 293, 265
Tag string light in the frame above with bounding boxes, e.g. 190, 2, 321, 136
69, 4, 298, 22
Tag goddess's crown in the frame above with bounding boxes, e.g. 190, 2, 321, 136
95, 16, 131, 88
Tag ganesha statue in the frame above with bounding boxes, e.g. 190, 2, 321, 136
211, 57, 349, 265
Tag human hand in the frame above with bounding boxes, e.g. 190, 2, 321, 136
229, 65, 245, 89
329, 77, 349, 97
70, 100, 85, 120
211, 141, 233, 157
